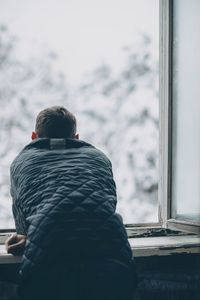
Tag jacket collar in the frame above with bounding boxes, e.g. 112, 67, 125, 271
24, 138, 94, 151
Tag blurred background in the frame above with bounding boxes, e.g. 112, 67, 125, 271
0, 0, 159, 228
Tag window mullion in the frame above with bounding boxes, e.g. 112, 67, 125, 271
158, 0, 173, 227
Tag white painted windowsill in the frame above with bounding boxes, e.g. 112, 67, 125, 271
0, 234, 199, 264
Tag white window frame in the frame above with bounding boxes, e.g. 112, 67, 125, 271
127, 0, 200, 236
158, 0, 173, 229
158, 0, 200, 235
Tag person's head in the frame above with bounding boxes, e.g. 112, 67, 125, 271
32, 106, 78, 140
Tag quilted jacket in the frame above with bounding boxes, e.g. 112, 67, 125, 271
10, 138, 133, 280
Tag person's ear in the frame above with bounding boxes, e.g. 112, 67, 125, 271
75, 134, 79, 140
31, 132, 38, 140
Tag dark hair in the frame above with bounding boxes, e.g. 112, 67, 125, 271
35, 106, 77, 138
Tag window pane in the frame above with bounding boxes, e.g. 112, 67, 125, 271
172, 0, 200, 222
0, 0, 158, 228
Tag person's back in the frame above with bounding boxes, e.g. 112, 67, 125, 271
7, 106, 137, 300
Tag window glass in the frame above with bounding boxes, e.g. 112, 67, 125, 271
0, 0, 158, 228
172, 0, 200, 222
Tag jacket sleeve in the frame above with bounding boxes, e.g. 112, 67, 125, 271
12, 202, 27, 235
10, 168, 27, 235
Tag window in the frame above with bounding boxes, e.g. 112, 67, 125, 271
0, 0, 199, 235
159, 0, 200, 234
171, 0, 200, 224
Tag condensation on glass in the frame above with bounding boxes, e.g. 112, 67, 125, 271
172, 0, 200, 222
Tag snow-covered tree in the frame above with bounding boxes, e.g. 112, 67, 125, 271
75, 34, 158, 223
0, 25, 69, 227
0, 26, 158, 227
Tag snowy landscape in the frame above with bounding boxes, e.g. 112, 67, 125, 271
0, 0, 159, 227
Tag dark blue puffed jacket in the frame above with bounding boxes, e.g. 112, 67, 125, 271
10, 138, 133, 280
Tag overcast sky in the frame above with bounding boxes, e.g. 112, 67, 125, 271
0, 0, 158, 83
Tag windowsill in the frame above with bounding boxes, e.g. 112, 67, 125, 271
129, 234, 200, 257
0, 231, 199, 264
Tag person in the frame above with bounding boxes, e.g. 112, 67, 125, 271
6, 106, 137, 300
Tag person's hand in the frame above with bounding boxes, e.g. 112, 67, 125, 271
5, 233, 27, 255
